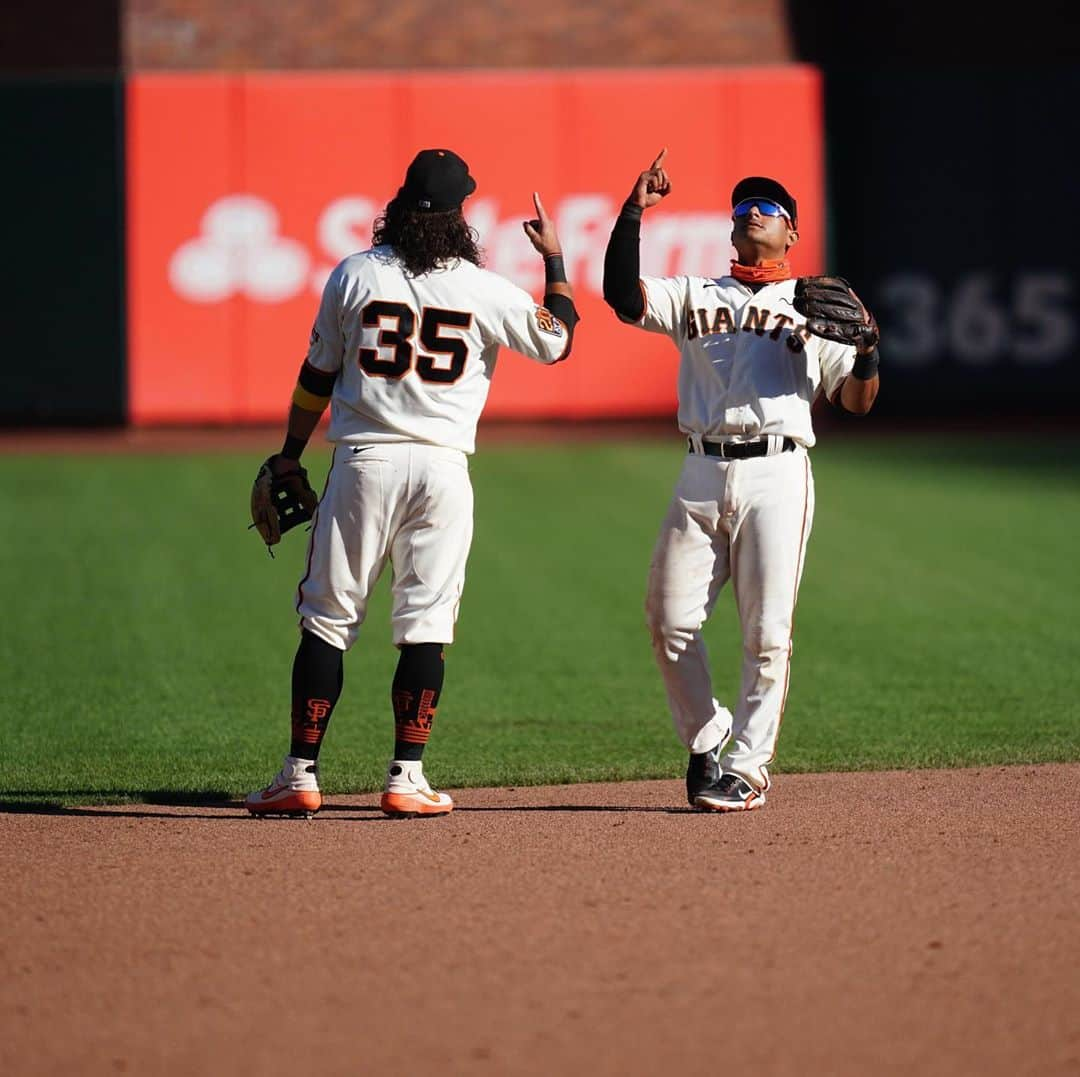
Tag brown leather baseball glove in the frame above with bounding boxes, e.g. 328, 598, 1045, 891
793, 276, 880, 351
249, 455, 318, 554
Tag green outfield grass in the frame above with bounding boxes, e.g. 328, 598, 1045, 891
1, 430, 1078, 807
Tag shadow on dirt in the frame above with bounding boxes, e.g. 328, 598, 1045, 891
0, 790, 240, 818
1, 793, 694, 817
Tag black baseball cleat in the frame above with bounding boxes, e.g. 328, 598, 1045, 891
692, 772, 766, 813
685, 745, 722, 807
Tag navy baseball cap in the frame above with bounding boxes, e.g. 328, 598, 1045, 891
399, 149, 477, 212
731, 176, 798, 227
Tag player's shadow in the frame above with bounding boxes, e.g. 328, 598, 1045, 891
318, 803, 689, 816
0, 789, 245, 819
0, 793, 693, 817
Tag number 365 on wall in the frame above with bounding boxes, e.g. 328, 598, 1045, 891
878, 271, 1075, 366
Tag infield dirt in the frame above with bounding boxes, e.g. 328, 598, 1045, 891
3, 764, 1078, 1077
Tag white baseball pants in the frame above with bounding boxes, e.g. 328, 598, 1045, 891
297, 442, 474, 649
645, 448, 814, 791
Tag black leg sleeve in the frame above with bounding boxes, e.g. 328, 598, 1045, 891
289, 629, 344, 760
392, 643, 446, 762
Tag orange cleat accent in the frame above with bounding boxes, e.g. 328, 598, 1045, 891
245, 756, 322, 818
380, 760, 454, 818
246, 788, 322, 818
380, 789, 453, 818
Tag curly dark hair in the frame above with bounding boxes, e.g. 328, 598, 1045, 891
371, 197, 485, 277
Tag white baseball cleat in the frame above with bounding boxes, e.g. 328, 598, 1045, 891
245, 755, 322, 818
380, 759, 454, 818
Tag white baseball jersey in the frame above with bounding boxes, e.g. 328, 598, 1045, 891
632, 271, 854, 795
632, 275, 856, 446
304, 246, 570, 454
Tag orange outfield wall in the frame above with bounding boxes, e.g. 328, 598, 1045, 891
126, 68, 824, 425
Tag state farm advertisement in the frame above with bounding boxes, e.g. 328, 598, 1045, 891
127, 70, 823, 424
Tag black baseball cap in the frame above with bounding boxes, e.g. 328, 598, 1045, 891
731, 176, 798, 227
399, 149, 477, 212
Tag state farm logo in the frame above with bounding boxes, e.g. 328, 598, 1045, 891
169, 193, 734, 304
169, 196, 311, 302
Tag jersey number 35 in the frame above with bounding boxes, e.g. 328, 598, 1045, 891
359, 300, 474, 385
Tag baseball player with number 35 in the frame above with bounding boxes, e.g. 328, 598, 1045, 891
603, 149, 880, 812
246, 148, 578, 819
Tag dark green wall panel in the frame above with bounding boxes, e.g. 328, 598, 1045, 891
1, 79, 125, 425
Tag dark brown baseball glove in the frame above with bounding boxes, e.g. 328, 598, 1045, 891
793, 276, 880, 351
249, 455, 318, 554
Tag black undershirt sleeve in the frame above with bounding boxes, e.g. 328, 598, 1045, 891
603, 203, 645, 322
542, 291, 578, 359
297, 361, 337, 396
544, 291, 579, 331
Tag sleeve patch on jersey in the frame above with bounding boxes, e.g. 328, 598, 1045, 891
535, 306, 564, 338
309, 324, 321, 345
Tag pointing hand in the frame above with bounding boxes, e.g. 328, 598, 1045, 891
523, 192, 561, 257
628, 148, 672, 210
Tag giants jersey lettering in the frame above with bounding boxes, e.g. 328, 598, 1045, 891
633, 276, 856, 447
305, 246, 569, 454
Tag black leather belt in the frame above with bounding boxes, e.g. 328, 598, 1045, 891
690, 436, 797, 459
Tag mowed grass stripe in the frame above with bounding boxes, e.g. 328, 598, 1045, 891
1, 433, 1077, 805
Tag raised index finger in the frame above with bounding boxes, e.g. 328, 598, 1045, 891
650, 147, 668, 169
532, 191, 548, 221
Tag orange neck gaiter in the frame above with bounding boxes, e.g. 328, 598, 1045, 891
730, 259, 792, 284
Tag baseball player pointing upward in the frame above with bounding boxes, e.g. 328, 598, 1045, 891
247, 148, 578, 818
603, 150, 879, 811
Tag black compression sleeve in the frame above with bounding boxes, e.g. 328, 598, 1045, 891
544, 291, 579, 330
603, 203, 645, 322
543, 292, 579, 359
